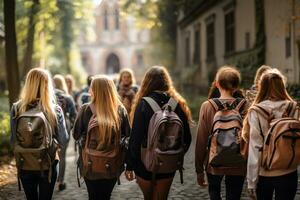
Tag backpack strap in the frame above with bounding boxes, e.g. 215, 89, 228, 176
208, 98, 224, 111
285, 101, 297, 118
251, 105, 270, 120
235, 99, 247, 112
167, 97, 178, 111
142, 97, 161, 112
89, 103, 96, 115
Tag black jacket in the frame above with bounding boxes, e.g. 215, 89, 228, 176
126, 91, 192, 180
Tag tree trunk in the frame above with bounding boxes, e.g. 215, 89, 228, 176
4, 0, 20, 107
22, 0, 40, 79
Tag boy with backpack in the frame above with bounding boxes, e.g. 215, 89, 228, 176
195, 66, 248, 200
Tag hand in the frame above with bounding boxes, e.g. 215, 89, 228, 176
197, 173, 208, 187
248, 189, 257, 200
125, 170, 135, 181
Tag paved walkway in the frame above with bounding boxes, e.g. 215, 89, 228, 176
1, 133, 300, 199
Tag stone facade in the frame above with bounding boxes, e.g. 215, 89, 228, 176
176, 0, 300, 92
78, 0, 150, 82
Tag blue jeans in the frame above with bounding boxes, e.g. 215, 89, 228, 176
20, 162, 58, 200
58, 143, 68, 183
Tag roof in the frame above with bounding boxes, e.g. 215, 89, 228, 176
178, 0, 223, 29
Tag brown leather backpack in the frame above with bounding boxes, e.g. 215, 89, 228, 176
81, 104, 124, 180
252, 102, 300, 170
141, 97, 184, 183
208, 98, 247, 168
13, 102, 58, 190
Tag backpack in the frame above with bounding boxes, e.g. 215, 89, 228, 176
141, 97, 184, 184
252, 101, 300, 170
208, 98, 247, 168
55, 90, 71, 131
81, 104, 124, 181
13, 103, 57, 190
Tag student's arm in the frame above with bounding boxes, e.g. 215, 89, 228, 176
55, 106, 69, 147
176, 105, 191, 153
72, 105, 88, 141
66, 95, 77, 124
195, 101, 212, 175
247, 110, 264, 189
120, 106, 131, 145
126, 101, 147, 171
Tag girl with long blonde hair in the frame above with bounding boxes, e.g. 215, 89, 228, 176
10, 68, 68, 200
245, 69, 299, 200
125, 66, 192, 200
73, 75, 130, 200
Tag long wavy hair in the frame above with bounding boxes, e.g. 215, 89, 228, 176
90, 75, 122, 148
253, 68, 292, 104
53, 74, 69, 94
18, 68, 57, 128
64, 74, 75, 94
130, 66, 192, 123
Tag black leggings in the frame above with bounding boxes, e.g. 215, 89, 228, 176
256, 170, 298, 200
84, 178, 117, 200
207, 173, 245, 200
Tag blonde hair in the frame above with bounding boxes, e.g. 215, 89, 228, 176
130, 66, 192, 123
19, 68, 57, 128
254, 68, 292, 104
53, 74, 69, 94
91, 75, 122, 149
254, 65, 272, 86
64, 74, 75, 94
118, 68, 136, 86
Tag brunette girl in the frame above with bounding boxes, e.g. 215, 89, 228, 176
125, 66, 192, 200
195, 66, 248, 200
10, 68, 69, 200
246, 69, 299, 200
73, 75, 130, 200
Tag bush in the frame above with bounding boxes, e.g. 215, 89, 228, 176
0, 111, 12, 156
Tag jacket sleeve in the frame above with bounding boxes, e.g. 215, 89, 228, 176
55, 105, 69, 147
126, 101, 146, 171
195, 101, 212, 174
72, 105, 87, 141
120, 106, 131, 144
66, 95, 77, 124
247, 110, 264, 189
176, 105, 191, 153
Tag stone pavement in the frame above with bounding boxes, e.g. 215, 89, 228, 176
1, 133, 300, 200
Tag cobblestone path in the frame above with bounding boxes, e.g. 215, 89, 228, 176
1, 132, 300, 199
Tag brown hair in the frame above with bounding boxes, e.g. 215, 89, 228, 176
130, 66, 192, 123
215, 66, 241, 92
254, 65, 272, 86
253, 68, 292, 104
53, 74, 69, 94
118, 68, 136, 86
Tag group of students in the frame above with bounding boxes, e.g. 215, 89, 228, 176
9, 64, 300, 200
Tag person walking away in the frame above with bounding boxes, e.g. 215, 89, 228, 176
75, 75, 93, 109
195, 66, 249, 200
10, 68, 69, 200
117, 68, 139, 115
53, 74, 77, 191
245, 69, 300, 200
125, 66, 192, 200
73, 75, 131, 200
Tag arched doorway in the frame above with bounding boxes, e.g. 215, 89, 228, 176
106, 53, 120, 74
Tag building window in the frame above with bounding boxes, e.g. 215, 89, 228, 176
206, 21, 215, 60
245, 32, 250, 49
115, 9, 119, 30
286, 23, 291, 58
193, 28, 200, 65
103, 9, 108, 30
225, 10, 235, 54
185, 34, 190, 66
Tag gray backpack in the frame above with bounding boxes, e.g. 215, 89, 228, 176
13, 103, 57, 190
141, 97, 185, 184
